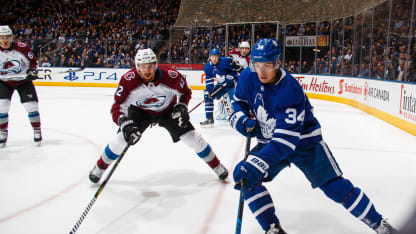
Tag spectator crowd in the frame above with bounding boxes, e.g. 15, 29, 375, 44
0, 0, 415, 82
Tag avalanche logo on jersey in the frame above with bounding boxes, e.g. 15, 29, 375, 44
124, 71, 135, 80
136, 95, 166, 110
254, 93, 275, 139
1, 60, 22, 75
168, 69, 178, 79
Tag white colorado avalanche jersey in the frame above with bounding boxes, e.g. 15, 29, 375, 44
110, 64, 191, 124
0, 41, 37, 85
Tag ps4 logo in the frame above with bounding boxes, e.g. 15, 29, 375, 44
64, 71, 79, 81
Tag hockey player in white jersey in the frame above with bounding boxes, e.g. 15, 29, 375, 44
0, 25, 42, 147
89, 48, 228, 183
230, 38, 396, 234
228, 41, 251, 74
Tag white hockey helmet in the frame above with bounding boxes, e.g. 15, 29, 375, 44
0, 25, 12, 36
135, 48, 157, 70
239, 41, 250, 49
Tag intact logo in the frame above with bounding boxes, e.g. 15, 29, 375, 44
64, 71, 79, 81
1, 60, 22, 74
399, 85, 416, 121
136, 95, 166, 110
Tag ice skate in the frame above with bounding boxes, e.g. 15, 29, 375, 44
34, 129, 42, 146
213, 163, 228, 180
266, 223, 287, 234
200, 118, 214, 128
89, 165, 105, 183
0, 130, 7, 148
375, 219, 397, 234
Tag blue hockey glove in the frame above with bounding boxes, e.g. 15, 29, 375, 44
229, 111, 257, 137
118, 116, 141, 145
233, 155, 269, 190
171, 103, 189, 128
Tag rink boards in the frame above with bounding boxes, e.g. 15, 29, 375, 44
31, 67, 416, 136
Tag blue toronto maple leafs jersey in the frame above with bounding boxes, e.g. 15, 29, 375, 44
204, 57, 236, 92
232, 67, 323, 165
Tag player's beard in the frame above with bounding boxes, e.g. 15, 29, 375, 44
141, 71, 155, 83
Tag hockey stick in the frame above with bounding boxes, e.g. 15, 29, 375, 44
235, 134, 252, 234
188, 82, 228, 114
69, 143, 130, 234
0, 64, 86, 82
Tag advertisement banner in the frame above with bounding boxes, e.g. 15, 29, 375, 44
33, 68, 415, 134
293, 74, 415, 134
285, 35, 328, 47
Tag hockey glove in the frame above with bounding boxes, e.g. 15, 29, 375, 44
233, 155, 269, 190
26, 68, 38, 80
171, 103, 189, 128
229, 111, 257, 137
118, 116, 141, 145
231, 60, 243, 73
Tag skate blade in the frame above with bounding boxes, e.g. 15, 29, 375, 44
200, 124, 214, 128
0, 143, 5, 148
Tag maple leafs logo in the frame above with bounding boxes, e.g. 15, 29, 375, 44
256, 105, 276, 139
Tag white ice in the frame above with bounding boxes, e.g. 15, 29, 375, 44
0, 86, 415, 234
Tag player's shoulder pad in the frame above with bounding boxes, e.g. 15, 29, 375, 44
158, 64, 182, 80
275, 71, 305, 108
121, 68, 139, 82
14, 41, 35, 60
221, 56, 232, 64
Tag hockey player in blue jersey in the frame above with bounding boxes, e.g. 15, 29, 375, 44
229, 38, 396, 234
200, 48, 237, 127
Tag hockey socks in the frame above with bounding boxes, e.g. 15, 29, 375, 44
245, 185, 280, 231
28, 111, 41, 129
320, 177, 383, 229
96, 144, 122, 170
0, 113, 8, 130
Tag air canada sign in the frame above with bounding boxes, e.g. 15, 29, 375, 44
364, 83, 390, 102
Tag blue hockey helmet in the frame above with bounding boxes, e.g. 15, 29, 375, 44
209, 48, 220, 56
250, 38, 281, 63
249, 38, 281, 72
